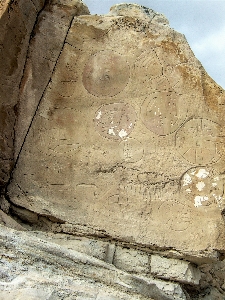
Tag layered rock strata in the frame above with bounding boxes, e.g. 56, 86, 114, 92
1, 1, 225, 299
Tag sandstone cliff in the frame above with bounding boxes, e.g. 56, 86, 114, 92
1, 1, 225, 299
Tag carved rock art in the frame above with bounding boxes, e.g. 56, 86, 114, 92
83, 50, 130, 97
176, 118, 222, 164
2, 2, 225, 299
141, 91, 184, 135
181, 167, 224, 208
4, 2, 225, 254
94, 103, 137, 140
119, 138, 144, 162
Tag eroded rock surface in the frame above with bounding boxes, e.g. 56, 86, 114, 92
7, 2, 225, 252
1, 2, 225, 299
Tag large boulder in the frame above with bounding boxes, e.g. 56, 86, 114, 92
6, 3, 225, 254
7, 3, 225, 254
1, 2, 225, 299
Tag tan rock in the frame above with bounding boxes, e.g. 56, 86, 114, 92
0, 210, 25, 231
14, 0, 90, 158
113, 246, 149, 274
0, 0, 45, 189
6, 3, 225, 255
0, 225, 185, 300
0, 0, 89, 191
2, 2, 225, 298
150, 254, 202, 285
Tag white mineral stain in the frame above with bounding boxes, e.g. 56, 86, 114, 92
108, 128, 116, 136
96, 111, 102, 119
213, 194, 222, 202
183, 173, 192, 186
212, 182, 217, 187
196, 181, 205, 191
195, 168, 209, 179
119, 129, 128, 138
194, 196, 209, 207
186, 188, 192, 193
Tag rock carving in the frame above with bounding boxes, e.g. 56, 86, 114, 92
83, 50, 130, 97
1, 1, 225, 298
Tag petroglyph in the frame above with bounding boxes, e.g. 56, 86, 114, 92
6, 2, 225, 254
94, 103, 137, 141
134, 49, 163, 80
176, 118, 222, 165
180, 167, 224, 208
119, 138, 144, 162
82, 50, 130, 97
157, 202, 191, 232
141, 91, 185, 135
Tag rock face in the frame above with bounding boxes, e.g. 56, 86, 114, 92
0, 0, 89, 190
7, 2, 225, 252
0, 0, 44, 189
1, 1, 225, 299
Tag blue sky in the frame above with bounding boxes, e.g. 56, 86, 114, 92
83, 0, 225, 90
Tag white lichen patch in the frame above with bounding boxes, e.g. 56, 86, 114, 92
214, 176, 219, 181
194, 196, 209, 207
212, 182, 217, 187
183, 173, 192, 186
186, 188, 192, 193
195, 168, 209, 179
96, 111, 102, 119
119, 129, 128, 138
196, 181, 205, 191
108, 128, 116, 136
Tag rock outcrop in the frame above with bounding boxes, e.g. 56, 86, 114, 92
1, 1, 225, 299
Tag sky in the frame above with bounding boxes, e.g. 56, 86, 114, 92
83, 0, 225, 90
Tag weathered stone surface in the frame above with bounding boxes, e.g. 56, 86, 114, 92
0, 0, 45, 190
14, 0, 90, 158
150, 254, 202, 285
0, 225, 187, 300
113, 246, 150, 274
0, 210, 25, 231
0, 0, 89, 192
0, 195, 10, 214
7, 3, 225, 255
1, 1, 225, 298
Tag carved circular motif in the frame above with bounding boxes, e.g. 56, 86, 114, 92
141, 91, 183, 135
82, 50, 130, 97
134, 50, 163, 79
176, 118, 221, 165
119, 138, 144, 163
94, 103, 137, 141
180, 167, 223, 208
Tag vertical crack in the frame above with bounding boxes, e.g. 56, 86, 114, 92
8, 9, 77, 188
